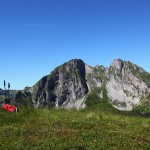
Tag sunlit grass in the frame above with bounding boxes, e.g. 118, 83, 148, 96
0, 106, 150, 150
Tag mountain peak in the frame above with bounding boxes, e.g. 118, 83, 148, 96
110, 59, 124, 70
68, 58, 84, 63
15, 58, 150, 111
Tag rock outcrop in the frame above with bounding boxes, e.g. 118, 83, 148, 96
106, 59, 150, 110
86, 59, 150, 110
16, 58, 150, 110
30, 59, 88, 109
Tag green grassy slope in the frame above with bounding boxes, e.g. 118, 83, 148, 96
0, 105, 150, 150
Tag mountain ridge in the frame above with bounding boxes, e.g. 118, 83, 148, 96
15, 58, 150, 111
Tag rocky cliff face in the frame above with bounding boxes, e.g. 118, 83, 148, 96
30, 59, 88, 109
106, 59, 150, 110
85, 59, 150, 110
19, 58, 150, 110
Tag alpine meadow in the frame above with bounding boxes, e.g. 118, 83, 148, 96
1, 0, 150, 149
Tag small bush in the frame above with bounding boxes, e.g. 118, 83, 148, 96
85, 92, 101, 108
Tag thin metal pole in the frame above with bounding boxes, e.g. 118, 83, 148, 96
4, 80, 6, 99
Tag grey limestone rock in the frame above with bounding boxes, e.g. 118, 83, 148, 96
31, 59, 88, 108
17, 58, 150, 111
106, 59, 150, 110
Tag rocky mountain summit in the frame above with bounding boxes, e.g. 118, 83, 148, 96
30, 59, 88, 109
107, 59, 150, 110
16, 59, 150, 111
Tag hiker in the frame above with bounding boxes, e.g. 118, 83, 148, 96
1, 80, 18, 113
2, 103, 18, 113
2, 98, 18, 113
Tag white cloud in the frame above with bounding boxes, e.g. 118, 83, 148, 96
27, 24, 54, 28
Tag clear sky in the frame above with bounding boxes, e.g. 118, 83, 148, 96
0, 0, 150, 89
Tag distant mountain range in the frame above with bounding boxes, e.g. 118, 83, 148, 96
15, 58, 150, 111
0, 88, 19, 103
0, 88, 4, 95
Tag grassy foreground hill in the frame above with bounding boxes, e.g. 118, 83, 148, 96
0, 101, 150, 150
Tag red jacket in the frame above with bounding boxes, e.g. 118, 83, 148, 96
2, 104, 17, 112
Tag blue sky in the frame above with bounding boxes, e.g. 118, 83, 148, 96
0, 0, 150, 89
